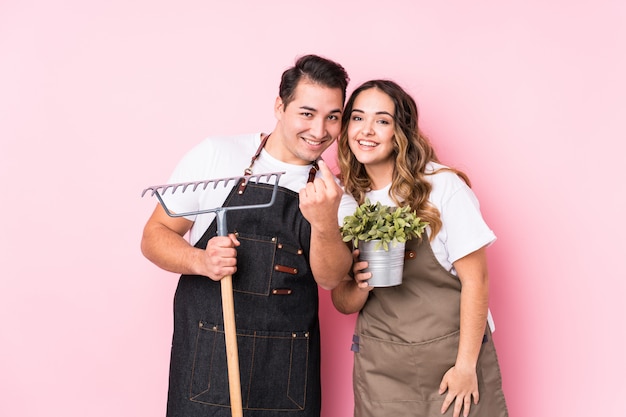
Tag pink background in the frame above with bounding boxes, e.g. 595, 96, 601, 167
1, 1, 625, 416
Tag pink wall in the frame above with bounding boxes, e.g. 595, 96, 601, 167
1, 1, 624, 416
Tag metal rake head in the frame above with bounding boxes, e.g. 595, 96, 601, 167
142, 171, 282, 198
141, 172, 285, 229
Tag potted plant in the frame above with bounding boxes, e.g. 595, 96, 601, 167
340, 199, 428, 287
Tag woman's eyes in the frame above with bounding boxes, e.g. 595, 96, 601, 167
351, 116, 391, 124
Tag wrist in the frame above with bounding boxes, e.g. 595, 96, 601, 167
454, 359, 477, 373
311, 222, 342, 238
186, 247, 207, 276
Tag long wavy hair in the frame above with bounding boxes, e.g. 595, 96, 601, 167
338, 80, 470, 239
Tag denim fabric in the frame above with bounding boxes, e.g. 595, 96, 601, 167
166, 182, 321, 417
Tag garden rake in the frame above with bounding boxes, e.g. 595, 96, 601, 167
142, 171, 285, 417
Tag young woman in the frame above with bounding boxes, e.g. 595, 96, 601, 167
332, 80, 508, 417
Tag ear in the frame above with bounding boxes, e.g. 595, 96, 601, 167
274, 96, 284, 119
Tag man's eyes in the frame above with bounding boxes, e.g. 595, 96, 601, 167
300, 112, 340, 121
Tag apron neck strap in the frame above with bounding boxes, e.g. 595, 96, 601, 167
238, 133, 319, 194
307, 160, 319, 183
244, 133, 271, 176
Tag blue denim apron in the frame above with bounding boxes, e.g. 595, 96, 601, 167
166, 180, 320, 417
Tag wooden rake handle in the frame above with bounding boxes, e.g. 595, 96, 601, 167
221, 274, 243, 417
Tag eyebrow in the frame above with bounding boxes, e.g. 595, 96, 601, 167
351, 108, 393, 117
300, 106, 343, 114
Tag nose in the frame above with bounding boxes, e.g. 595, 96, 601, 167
362, 120, 374, 136
310, 117, 326, 138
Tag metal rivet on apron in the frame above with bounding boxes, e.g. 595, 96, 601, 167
272, 237, 277, 242
199, 322, 203, 328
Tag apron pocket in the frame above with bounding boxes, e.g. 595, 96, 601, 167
233, 233, 277, 296
234, 232, 309, 297
355, 330, 459, 403
190, 322, 310, 411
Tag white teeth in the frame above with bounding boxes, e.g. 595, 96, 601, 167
358, 140, 377, 147
305, 139, 322, 146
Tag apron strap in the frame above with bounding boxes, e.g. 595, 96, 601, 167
244, 133, 271, 176
307, 160, 319, 183
237, 134, 271, 194
238, 133, 318, 194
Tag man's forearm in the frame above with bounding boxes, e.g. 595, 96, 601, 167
141, 223, 202, 276
309, 226, 352, 290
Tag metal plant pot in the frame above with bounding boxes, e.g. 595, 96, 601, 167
359, 240, 405, 287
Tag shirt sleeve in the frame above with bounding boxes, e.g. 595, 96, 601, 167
161, 139, 217, 221
338, 191, 358, 226
440, 181, 496, 264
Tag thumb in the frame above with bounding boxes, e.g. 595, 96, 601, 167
438, 378, 448, 395
228, 233, 241, 247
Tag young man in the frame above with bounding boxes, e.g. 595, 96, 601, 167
141, 55, 355, 417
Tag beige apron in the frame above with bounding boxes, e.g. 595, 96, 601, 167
353, 237, 508, 416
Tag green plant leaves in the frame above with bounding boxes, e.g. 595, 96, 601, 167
340, 198, 428, 251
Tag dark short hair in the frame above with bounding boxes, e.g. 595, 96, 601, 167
279, 54, 350, 108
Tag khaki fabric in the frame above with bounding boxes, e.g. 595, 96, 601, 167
353, 238, 508, 417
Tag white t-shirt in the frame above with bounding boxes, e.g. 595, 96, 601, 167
365, 162, 497, 330
365, 161, 496, 273
163, 133, 358, 245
